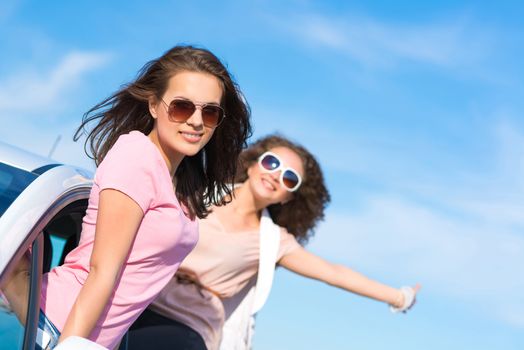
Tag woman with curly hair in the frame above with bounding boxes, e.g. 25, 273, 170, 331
128, 134, 420, 350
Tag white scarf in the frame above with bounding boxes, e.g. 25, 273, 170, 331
219, 209, 281, 350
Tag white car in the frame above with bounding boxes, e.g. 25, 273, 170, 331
0, 140, 109, 349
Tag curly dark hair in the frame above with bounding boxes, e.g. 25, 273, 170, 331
236, 134, 330, 244
74, 45, 252, 219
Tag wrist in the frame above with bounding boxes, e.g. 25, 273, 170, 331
390, 289, 405, 309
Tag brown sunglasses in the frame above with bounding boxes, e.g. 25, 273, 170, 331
161, 98, 226, 128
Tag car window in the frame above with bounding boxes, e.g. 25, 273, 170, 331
43, 201, 86, 272
0, 163, 37, 217
0, 252, 33, 349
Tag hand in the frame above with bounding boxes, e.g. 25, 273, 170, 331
404, 284, 421, 312
391, 284, 421, 313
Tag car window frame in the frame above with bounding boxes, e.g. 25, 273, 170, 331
22, 233, 43, 350
1, 189, 91, 350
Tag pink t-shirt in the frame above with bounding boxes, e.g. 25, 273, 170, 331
41, 131, 198, 349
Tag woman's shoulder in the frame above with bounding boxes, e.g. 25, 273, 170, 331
102, 131, 162, 167
94, 131, 166, 212
96, 130, 167, 183
277, 225, 293, 238
277, 225, 301, 245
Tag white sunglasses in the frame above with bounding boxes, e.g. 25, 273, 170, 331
257, 151, 302, 192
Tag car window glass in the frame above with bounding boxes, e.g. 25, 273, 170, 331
0, 163, 37, 217
44, 208, 85, 272
49, 236, 68, 269
0, 299, 25, 349
0, 253, 32, 349
0, 169, 11, 191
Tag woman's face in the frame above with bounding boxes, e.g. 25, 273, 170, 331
149, 70, 222, 172
247, 146, 305, 206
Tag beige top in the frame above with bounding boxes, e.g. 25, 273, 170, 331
150, 209, 301, 350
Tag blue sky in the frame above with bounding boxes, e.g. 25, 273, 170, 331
1, 1, 523, 349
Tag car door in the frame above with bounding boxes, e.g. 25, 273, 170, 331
0, 165, 91, 349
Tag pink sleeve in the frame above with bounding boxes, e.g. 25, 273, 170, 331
276, 227, 301, 261
95, 137, 158, 213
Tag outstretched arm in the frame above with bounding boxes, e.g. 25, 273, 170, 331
278, 246, 420, 309
58, 189, 144, 343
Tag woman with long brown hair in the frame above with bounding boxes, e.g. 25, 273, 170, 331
0, 45, 251, 349
128, 134, 419, 350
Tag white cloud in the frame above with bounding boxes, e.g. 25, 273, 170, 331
0, 51, 111, 114
429, 119, 524, 230
497, 303, 524, 329
0, 51, 111, 169
274, 13, 491, 70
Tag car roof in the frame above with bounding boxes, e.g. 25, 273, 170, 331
0, 139, 59, 172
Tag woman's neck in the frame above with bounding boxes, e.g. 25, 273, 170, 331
216, 183, 268, 230
229, 185, 263, 216
147, 129, 183, 177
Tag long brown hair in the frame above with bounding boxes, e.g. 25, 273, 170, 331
236, 135, 330, 244
74, 45, 252, 219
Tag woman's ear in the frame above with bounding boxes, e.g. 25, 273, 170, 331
148, 98, 159, 119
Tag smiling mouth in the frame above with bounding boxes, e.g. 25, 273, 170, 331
180, 131, 203, 142
261, 177, 276, 191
